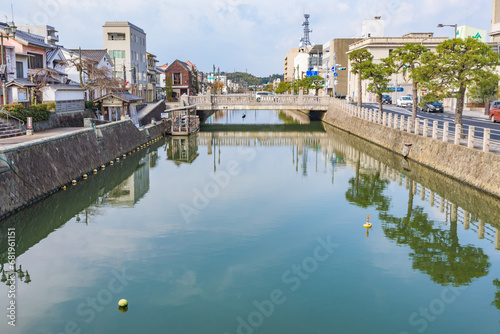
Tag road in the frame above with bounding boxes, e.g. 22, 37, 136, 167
361, 103, 500, 145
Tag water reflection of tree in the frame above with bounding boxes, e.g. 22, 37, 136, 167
493, 279, 500, 311
345, 155, 390, 211
380, 183, 490, 287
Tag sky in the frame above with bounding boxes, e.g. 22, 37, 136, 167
0, 0, 494, 77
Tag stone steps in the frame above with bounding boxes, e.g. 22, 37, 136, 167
0, 120, 24, 138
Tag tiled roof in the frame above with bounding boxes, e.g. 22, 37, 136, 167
94, 91, 144, 102
5, 78, 37, 87
1, 22, 53, 49
167, 60, 193, 72
69, 49, 109, 63
46, 48, 61, 63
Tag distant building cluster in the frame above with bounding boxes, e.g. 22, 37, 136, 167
284, 4, 500, 106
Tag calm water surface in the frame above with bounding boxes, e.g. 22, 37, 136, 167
1, 109, 500, 334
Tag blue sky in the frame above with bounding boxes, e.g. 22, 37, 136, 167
1, 0, 494, 77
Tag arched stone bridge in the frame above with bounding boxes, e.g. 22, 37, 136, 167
186, 94, 333, 111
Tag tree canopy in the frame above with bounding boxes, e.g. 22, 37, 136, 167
349, 49, 374, 106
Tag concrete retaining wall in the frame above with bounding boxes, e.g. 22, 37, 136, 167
0, 120, 165, 219
323, 104, 500, 198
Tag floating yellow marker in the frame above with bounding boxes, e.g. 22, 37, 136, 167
116, 158, 120, 162
118, 299, 128, 307
123, 154, 126, 158
93, 169, 98, 174
61, 186, 67, 191
72, 180, 77, 185
110, 161, 114, 165
101, 165, 105, 170
363, 215, 372, 229
83, 174, 88, 179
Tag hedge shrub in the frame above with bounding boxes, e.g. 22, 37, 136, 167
1, 103, 51, 123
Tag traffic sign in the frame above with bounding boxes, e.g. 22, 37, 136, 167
333, 72, 338, 77
387, 87, 404, 92
331, 67, 336, 72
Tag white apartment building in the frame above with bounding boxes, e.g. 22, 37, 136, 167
103, 21, 147, 98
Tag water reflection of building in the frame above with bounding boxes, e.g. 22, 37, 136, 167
107, 155, 151, 207
166, 135, 199, 165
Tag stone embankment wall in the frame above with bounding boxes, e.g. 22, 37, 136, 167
138, 101, 166, 126
0, 120, 165, 219
323, 104, 500, 198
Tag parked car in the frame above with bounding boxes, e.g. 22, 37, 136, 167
396, 96, 412, 108
255, 91, 273, 102
490, 100, 500, 123
421, 101, 444, 113
381, 94, 392, 104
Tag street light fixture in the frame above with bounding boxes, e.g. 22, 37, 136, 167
1, 23, 17, 106
437, 23, 458, 39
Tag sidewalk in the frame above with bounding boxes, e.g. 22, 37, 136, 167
444, 108, 490, 120
0, 127, 84, 148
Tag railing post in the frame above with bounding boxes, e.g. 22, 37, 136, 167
432, 121, 438, 139
414, 118, 420, 135
468, 126, 475, 149
383, 112, 387, 126
423, 119, 428, 138
393, 114, 398, 129
400, 116, 405, 132
407, 118, 412, 133
483, 128, 490, 153
454, 124, 461, 145
443, 122, 449, 142
388, 113, 392, 128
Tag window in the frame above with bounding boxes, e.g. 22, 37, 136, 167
173, 73, 181, 85
16, 61, 24, 78
108, 33, 126, 40
28, 53, 43, 69
110, 50, 125, 58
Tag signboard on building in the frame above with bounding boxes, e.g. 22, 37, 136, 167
306, 71, 318, 77
457, 25, 487, 43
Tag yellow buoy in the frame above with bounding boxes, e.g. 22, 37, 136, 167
110, 161, 114, 165
116, 158, 120, 162
83, 174, 88, 179
118, 299, 128, 307
61, 186, 66, 191
128, 152, 132, 156
123, 154, 126, 158
93, 169, 98, 174
363, 214, 372, 229
72, 180, 77, 185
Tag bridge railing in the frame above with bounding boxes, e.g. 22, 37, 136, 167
188, 93, 333, 107
333, 98, 500, 154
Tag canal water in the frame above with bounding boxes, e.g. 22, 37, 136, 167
1, 109, 500, 334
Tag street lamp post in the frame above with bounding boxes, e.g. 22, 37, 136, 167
437, 24, 458, 39
0, 23, 17, 106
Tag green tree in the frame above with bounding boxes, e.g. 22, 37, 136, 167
298, 75, 324, 95
467, 71, 500, 104
362, 61, 393, 113
165, 75, 173, 101
387, 43, 429, 120
194, 70, 200, 94
275, 81, 291, 94
349, 49, 373, 107
416, 37, 500, 128
264, 84, 274, 92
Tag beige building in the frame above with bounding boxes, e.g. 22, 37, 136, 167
284, 48, 300, 82
347, 33, 447, 103
491, 0, 500, 42
322, 38, 361, 96
103, 21, 147, 98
